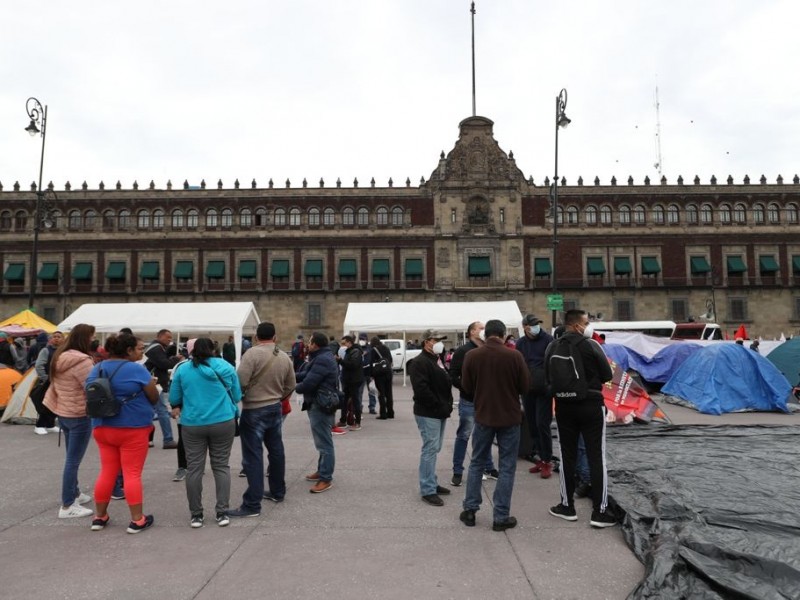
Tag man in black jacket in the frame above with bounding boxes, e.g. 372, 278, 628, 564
449, 321, 497, 486
337, 335, 363, 430
409, 329, 453, 507
144, 329, 182, 449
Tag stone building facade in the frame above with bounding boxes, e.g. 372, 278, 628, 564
1, 116, 799, 338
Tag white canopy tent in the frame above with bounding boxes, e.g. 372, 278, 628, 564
57, 302, 261, 365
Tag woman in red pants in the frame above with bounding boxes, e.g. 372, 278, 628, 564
85, 333, 159, 533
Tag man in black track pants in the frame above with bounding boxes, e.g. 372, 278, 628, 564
545, 309, 616, 528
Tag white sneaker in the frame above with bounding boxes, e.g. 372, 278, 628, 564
58, 503, 93, 519
75, 493, 92, 505
46, 426, 61, 433
34, 427, 48, 435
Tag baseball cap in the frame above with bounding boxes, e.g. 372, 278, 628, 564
523, 314, 543, 326
421, 329, 447, 341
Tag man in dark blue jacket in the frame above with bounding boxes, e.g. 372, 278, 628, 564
296, 332, 339, 493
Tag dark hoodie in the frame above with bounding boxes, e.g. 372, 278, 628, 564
295, 346, 339, 411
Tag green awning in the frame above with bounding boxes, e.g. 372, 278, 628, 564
106, 262, 126, 280
206, 261, 225, 279
271, 259, 290, 278
238, 260, 257, 278
690, 256, 711, 274
726, 256, 746, 274
37, 262, 59, 281
793, 256, 800, 274
468, 256, 491, 276
140, 261, 159, 280
587, 257, 606, 275
338, 259, 357, 277
304, 259, 323, 277
3, 263, 25, 282
759, 255, 779, 273
641, 256, 661, 274
534, 258, 552, 275
405, 258, 423, 276
72, 262, 93, 280
174, 261, 194, 279
372, 259, 390, 277
613, 257, 632, 275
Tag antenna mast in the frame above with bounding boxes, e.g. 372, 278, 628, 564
471, 2, 476, 116
654, 86, 663, 175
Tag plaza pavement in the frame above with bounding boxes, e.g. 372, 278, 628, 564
2, 381, 657, 600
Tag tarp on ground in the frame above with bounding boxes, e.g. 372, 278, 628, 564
0, 368, 38, 423
604, 343, 703, 383
0, 309, 58, 335
606, 425, 800, 600
662, 343, 792, 415
766, 336, 800, 386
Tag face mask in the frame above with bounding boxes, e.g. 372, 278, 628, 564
478, 330, 486, 341
432, 341, 444, 355
582, 324, 594, 339
358, 340, 366, 347
530, 325, 541, 336
338, 347, 347, 359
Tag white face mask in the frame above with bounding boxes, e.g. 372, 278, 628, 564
477, 330, 486, 341
530, 325, 541, 336
338, 347, 347, 359
582, 323, 594, 339
432, 341, 445, 355
358, 340, 366, 347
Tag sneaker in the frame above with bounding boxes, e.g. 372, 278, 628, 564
190, 515, 204, 528
46, 426, 61, 433
173, 468, 187, 482
126, 514, 154, 534
549, 504, 578, 521
58, 503, 93, 519
421, 494, 443, 507
305, 471, 321, 481
451, 473, 463, 487
540, 462, 553, 479
575, 481, 592, 499
350, 423, 362, 431
262, 492, 284, 503
492, 516, 518, 532
75, 492, 92, 505
238, 469, 247, 477
215, 512, 230, 527
91, 515, 110, 531
310, 480, 332, 494
111, 491, 126, 500
529, 460, 544, 474
148, 441, 155, 448
34, 427, 48, 435
590, 509, 618, 528
459, 509, 476, 527
436, 485, 451, 495
162, 441, 178, 449
228, 507, 261, 518
368, 409, 377, 414
336, 421, 348, 429
482, 469, 499, 481
331, 426, 348, 435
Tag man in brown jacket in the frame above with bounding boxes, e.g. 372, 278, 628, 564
459, 319, 529, 531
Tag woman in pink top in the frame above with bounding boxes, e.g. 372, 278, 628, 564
43, 323, 96, 519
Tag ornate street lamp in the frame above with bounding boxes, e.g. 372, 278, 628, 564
551, 88, 570, 328
24, 97, 48, 310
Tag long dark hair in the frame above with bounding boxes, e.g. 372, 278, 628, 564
191, 338, 215, 367
50, 323, 95, 379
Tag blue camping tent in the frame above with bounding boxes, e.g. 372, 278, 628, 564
662, 343, 792, 415
604, 342, 702, 383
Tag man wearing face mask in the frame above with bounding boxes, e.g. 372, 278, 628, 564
515, 314, 555, 479
408, 330, 454, 507
545, 309, 615, 528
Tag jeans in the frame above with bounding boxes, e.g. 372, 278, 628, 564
307, 404, 335, 481
182, 419, 236, 516
463, 422, 520, 522
452, 398, 495, 475
239, 403, 285, 511
154, 391, 174, 443
415, 415, 446, 496
361, 377, 377, 411
58, 416, 93, 507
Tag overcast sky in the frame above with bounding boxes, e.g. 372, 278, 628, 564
1, 1, 798, 192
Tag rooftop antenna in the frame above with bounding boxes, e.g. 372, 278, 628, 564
654, 85, 663, 175
471, 2, 477, 116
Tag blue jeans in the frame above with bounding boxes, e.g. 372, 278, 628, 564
361, 377, 377, 411
58, 416, 93, 506
154, 391, 174, 443
239, 403, 285, 511
463, 422, 521, 522
452, 398, 495, 475
415, 415, 446, 496
576, 434, 590, 482
307, 404, 335, 481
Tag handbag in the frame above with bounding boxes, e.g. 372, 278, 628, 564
316, 387, 343, 415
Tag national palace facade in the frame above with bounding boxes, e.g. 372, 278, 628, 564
2, 116, 799, 338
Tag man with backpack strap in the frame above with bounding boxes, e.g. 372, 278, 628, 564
545, 309, 616, 528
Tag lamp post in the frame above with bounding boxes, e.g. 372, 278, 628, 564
24, 97, 48, 310
551, 88, 571, 328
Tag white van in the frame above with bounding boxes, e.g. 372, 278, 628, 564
381, 340, 423, 371
592, 321, 677, 338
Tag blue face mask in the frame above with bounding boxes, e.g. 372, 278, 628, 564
530, 325, 541, 336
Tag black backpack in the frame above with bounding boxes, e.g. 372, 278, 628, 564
85, 362, 134, 418
548, 336, 589, 401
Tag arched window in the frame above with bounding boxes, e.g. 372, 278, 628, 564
753, 204, 765, 224
239, 208, 252, 227
49, 210, 62, 230
0, 211, 11, 231
84, 209, 97, 229
206, 208, 218, 227
69, 209, 82, 229
619, 205, 631, 225
376, 206, 389, 225
599, 205, 612, 225
152, 209, 165, 229
633, 205, 646, 225
14, 210, 28, 231
585, 206, 597, 225
308, 207, 320, 226
289, 208, 301, 226
171, 209, 184, 229
323, 207, 335, 226
719, 203, 731, 224
342, 207, 355, 226
700, 204, 713, 224
566, 205, 579, 225
786, 203, 799, 224
652, 205, 665, 225
767, 203, 780, 224
555, 206, 564, 225
391, 206, 404, 226
220, 208, 233, 228
137, 209, 150, 229
686, 204, 698, 224
274, 208, 286, 226
103, 209, 115, 230
186, 209, 199, 229
667, 204, 680, 224
255, 207, 267, 227
733, 203, 746, 224
357, 207, 369, 226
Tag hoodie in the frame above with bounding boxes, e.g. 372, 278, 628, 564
169, 357, 242, 426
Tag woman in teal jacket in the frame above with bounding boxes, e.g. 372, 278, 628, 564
169, 338, 241, 528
